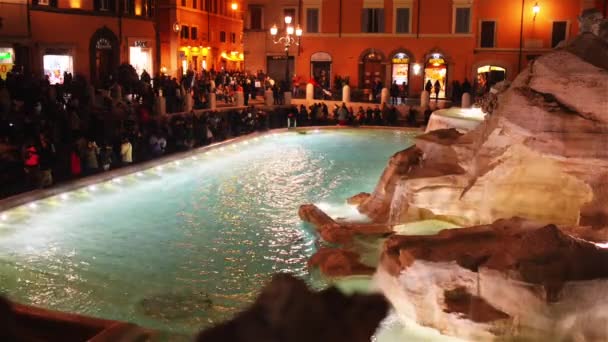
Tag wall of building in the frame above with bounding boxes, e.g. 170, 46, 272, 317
159, 0, 244, 76
244, 0, 593, 96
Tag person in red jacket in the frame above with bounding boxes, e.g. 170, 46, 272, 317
23, 142, 40, 188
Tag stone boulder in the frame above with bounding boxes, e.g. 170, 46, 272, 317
376, 218, 608, 340
197, 273, 388, 342
308, 248, 375, 277
355, 21, 608, 228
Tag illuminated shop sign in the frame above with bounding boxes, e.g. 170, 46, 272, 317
133, 40, 148, 48
0, 52, 11, 61
428, 57, 445, 67
392, 53, 409, 64
96, 38, 112, 50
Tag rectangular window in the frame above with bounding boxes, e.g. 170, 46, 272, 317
230, 32, 236, 43
455, 7, 471, 33
97, 0, 109, 10
124, 0, 134, 14
192, 0, 197, 9
181, 26, 190, 39
306, 8, 319, 33
220, 31, 226, 42
37, 0, 50, 5
191, 27, 198, 40
283, 7, 296, 28
181, 0, 186, 6
361, 8, 385, 33
480, 21, 496, 47
249, 5, 263, 30
552, 21, 568, 48
395, 8, 410, 33
204, 0, 210, 11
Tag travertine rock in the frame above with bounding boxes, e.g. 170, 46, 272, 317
376, 219, 608, 340
356, 23, 608, 228
198, 273, 389, 342
299, 204, 392, 244
308, 248, 375, 277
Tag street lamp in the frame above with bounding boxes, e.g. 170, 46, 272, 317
270, 15, 302, 85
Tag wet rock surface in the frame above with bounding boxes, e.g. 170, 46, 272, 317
197, 273, 388, 342
377, 219, 608, 340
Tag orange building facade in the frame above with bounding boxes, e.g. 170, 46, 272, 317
158, 0, 244, 77
21, 0, 157, 86
244, 0, 605, 97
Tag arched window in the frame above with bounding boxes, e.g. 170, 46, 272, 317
424, 53, 447, 99
391, 52, 410, 86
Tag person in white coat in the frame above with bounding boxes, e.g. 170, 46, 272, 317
120, 137, 133, 165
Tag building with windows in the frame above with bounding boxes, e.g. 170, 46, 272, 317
158, 0, 244, 76
244, 0, 605, 98
0, 0, 30, 79
25, 0, 156, 86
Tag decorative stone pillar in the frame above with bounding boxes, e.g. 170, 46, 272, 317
306, 83, 314, 102
209, 92, 217, 110
381, 87, 389, 105
265, 90, 274, 106
284, 91, 292, 105
342, 85, 351, 103
462, 93, 472, 108
184, 92, 193, 112
155, 96, 166, 116
235, 91, 244, 106
421, 90, 430, 108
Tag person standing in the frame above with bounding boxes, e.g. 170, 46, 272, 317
120, 137, 133, 166
433, 80, 441, 101
84, 139, 100, 174
390, 81, 399, 105
38, 133, 55, 188
23, 141, 40, 189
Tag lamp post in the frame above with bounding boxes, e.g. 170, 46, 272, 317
270, 15, 302, 85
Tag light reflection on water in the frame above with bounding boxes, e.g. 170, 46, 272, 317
0, 129, 415, 335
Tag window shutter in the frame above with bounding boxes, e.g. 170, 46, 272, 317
376, 8, 385, 33
361, 9, 369, 32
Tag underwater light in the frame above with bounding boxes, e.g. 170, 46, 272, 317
1, 213, 7, 221
313, 129, 320, 133
175, 161, 181, 166
156, 166, 163, 171
28, 203, 37, 209
191, 156, 197, 160
113, 178, 122, 184
136, 172, 144, 177
244, 141, 249, 145
60, 194, 69, 200
88, 185, 97, 192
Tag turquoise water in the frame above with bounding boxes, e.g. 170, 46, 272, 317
0, 129, 415, 336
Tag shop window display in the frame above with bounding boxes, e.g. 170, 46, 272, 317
0, 48, 14, 80
391, 52, 409, 86
43, 54, 73, 85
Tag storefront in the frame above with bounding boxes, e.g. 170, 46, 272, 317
476, 65, 506, 93
391, 52, 409, 86
178, 46, 214, 74
424, 53, 448, 99
41, 48, 74, 85
0, 47, 15, 80
128, 39, 153, 77
310, 52, 332, 89
220, 51, 244, 71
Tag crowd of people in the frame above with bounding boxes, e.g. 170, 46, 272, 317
0, 66, 284, 198
285, 102, 402, 128
1, 62, 472, 199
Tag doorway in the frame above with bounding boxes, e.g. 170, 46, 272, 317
359, 49, 385, 91
89, 27, 119, 87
